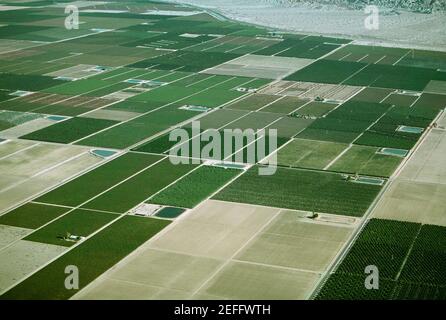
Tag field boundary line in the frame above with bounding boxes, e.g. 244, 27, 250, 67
189, 209, 283, 297
323, 144, 352, 170
74, 74, 249, 148
394, 224, 422, 282
0, 142, 38, 162
0, 151, 88, 195
309, 107, 444, 299
232, 259, 321, 275
0, 156, 171, 295
0, 156, 166, 255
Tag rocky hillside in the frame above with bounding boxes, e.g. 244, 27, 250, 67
265, 0, 446, 13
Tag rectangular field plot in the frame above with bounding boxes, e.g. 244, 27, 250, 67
396, 49, 446, 70
383, 93, 418, 107
73, 200, 357, 300
354, 131, 419, 150
20, 117, 119, 144
326, 100, 392, 123
0, 203, 70, 230
260, 96, 309, 114
204, 54, 314, 79
0, 143, 102, 210
24, 209, 117, 247
344, 64, 445, 91
297, 117, 369, 144
325, 44, 410, 65
328, 145, 403, 177
225, 94, 279, 111
399, 224, 446, 287
316, 273, 396, 300
148, 166, 240, 209
149, 200, 279, 260
271, 138, 348, 170
317, 219, 446, 300
236, 211, 354, 272
0, 240, 66, 293
373, 181, 446, 227
213, 166, 383, 217
255, 37, 345, 59
293, 101, 338, 117
76, 106, 199, 149
0, 73, 62, 91
36, 153, 163, 207
285, 60, 366, 84
74, 200, 279, 300
128, 51, 240, 72
336, 219, 420, 279
0, 225, 31, 250
0, 216, 170, 299
267, 117, 314, 138
350, 87, 394, 103
180, 88, 245, 108
82, 159, 197, 213
200, 262, 319, 300
74, 249, 223, 300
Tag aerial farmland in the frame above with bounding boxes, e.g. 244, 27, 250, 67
0, 0, 444, 304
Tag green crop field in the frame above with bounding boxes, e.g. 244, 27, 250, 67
24, 209, 117, 247
275, 138, 348, 170
21, 117, 119, 144
82, 159, 197, 213
0, 216, 170, 300
213, 166, 382, 216
149, 166, 240, 208
317, 220, 446, 300
329, 145, 403, 177
0, 203, 70, 230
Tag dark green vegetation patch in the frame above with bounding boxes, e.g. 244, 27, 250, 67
0, 203, 70, 230
213, 166, 382, 217
317, 220, 446, 300
24, 209, 117, 247
1, 216, 170, 300
149, 165, 240, 208
21, 117, 119, 144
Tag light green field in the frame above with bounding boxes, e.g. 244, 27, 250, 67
329, 145, 402, 177
273, 138, 348, 169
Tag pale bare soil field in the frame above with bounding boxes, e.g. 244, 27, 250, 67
373, 112, 446, 226
73, 200, 356, 300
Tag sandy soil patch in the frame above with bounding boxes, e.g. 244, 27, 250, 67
0, 225, 31, 249
373, 126, 446, 226
74, 200, 356, 300
0, 147, 101, 213
0, 118, 55, 139
0, 240, 66, 293
235, 210, 354, 272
